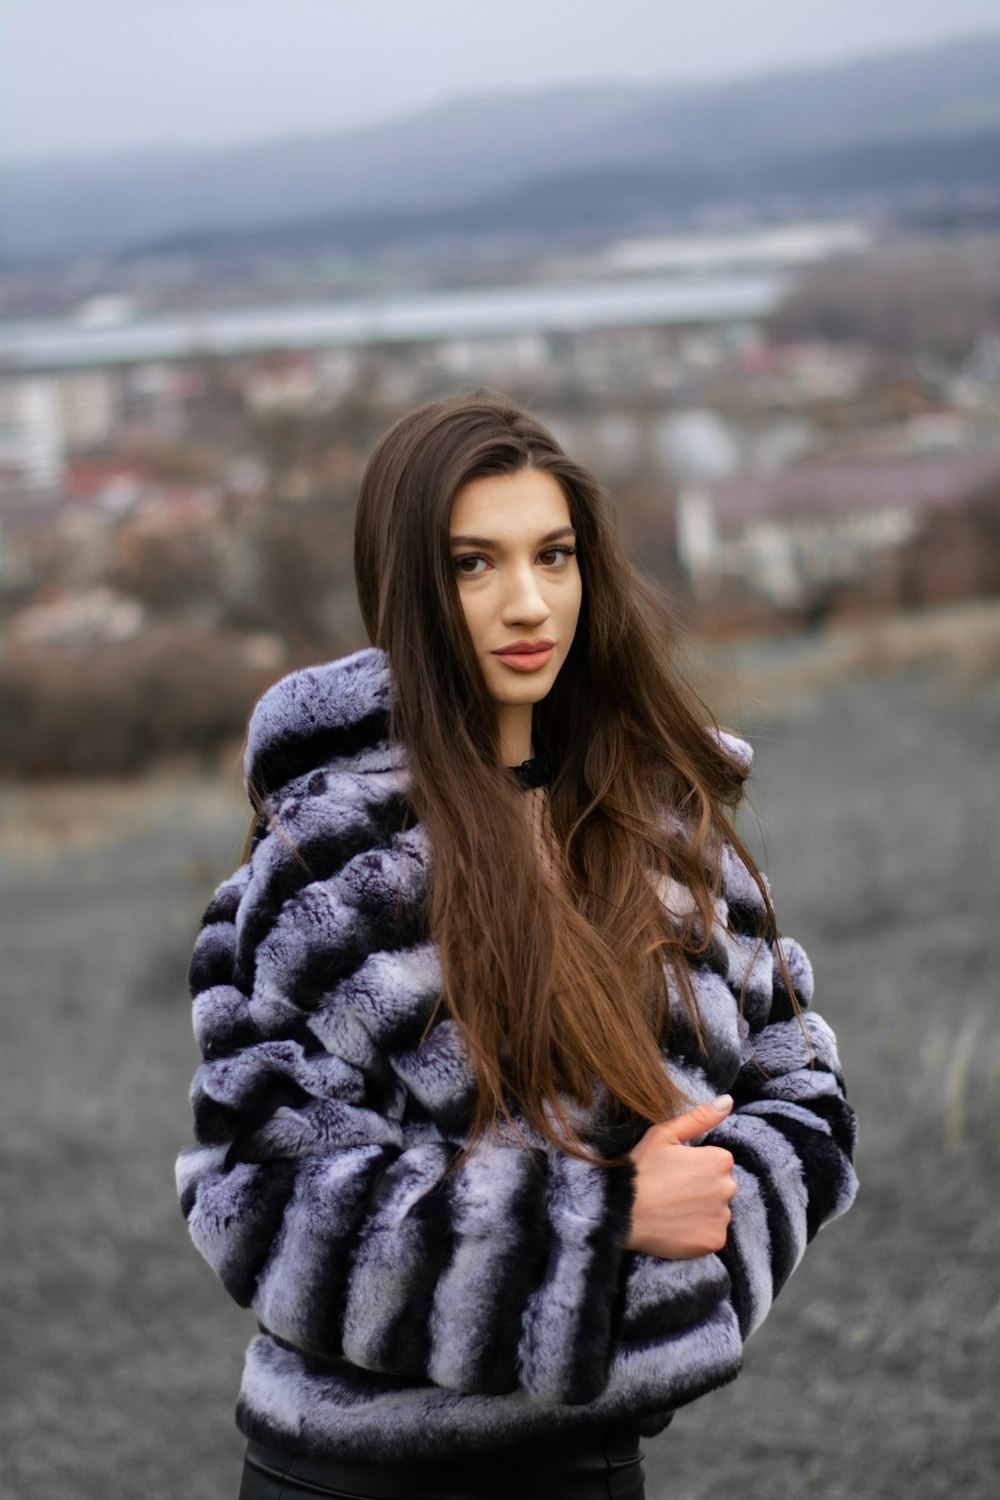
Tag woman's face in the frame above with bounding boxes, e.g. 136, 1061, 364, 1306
449, 467, 582, 741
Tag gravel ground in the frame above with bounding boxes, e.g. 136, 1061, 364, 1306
2, 647, 998, 1499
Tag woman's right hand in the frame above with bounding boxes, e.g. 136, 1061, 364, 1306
621, 1096, 738, 1258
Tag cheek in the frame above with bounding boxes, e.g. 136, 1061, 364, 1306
457, 589, 491, 651
561, 574, 583, 632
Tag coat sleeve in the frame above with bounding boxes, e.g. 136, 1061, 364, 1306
604, 846, 856, 1377
175, 802, 637, 1407
695, 844, 859, 1340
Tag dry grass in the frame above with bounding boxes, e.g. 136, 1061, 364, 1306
691, 598, 1000, 727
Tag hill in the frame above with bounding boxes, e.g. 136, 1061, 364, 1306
3, 31, 999, 258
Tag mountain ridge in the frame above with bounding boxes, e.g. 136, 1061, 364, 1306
3, 31, 999, 258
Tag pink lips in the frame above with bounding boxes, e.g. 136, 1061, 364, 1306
491, 639, 555, 672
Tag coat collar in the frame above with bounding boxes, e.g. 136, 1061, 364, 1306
243, 647, 393, 798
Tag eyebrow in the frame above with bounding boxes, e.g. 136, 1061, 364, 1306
449, 526, 576, 547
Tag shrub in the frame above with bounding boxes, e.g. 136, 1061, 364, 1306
0, 622, 286, 778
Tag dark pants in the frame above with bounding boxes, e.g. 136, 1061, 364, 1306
238, 1423, 646, 1500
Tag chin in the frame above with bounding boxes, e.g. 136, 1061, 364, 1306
501, 691, 547, 707
485, 657, 563, 707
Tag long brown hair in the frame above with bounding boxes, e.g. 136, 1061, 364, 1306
351, 390, 789, 1170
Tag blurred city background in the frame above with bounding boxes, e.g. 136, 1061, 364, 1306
1, 3, 998, 1497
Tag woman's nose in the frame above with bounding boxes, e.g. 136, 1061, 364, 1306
501, 564, 550, 625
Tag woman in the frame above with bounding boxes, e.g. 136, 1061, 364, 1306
177, 391, 858, 1500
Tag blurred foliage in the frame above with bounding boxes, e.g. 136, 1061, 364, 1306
770, 238, 1000, 361
0, 625, 278, 778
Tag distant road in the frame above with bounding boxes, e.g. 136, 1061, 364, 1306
0, 273, 785, 373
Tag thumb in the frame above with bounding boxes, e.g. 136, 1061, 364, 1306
661, 1094, 734, 1145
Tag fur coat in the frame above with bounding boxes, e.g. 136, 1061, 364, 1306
176, 646, 858, 1462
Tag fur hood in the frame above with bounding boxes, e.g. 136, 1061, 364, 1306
177, 647, 858, 1463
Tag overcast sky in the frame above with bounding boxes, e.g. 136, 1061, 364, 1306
3, 0, 999, 164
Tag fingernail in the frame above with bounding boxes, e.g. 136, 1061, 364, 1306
712, 1094, 733, 1112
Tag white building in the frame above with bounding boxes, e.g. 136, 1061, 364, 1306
677, 451, 1000, 608
0, 377, 64, 495
56, 369, 120, 450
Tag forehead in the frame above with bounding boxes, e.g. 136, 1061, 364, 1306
450, 468, 571, 538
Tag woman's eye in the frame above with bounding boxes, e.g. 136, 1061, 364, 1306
454, 553, 489, 576
540, 545, 577, 567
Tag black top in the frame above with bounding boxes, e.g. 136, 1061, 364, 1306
506, 752, 552, 789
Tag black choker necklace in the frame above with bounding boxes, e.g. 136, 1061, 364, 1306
507, 752, 552, 789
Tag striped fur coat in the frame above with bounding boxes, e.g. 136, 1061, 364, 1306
176, 646, 858, 1462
